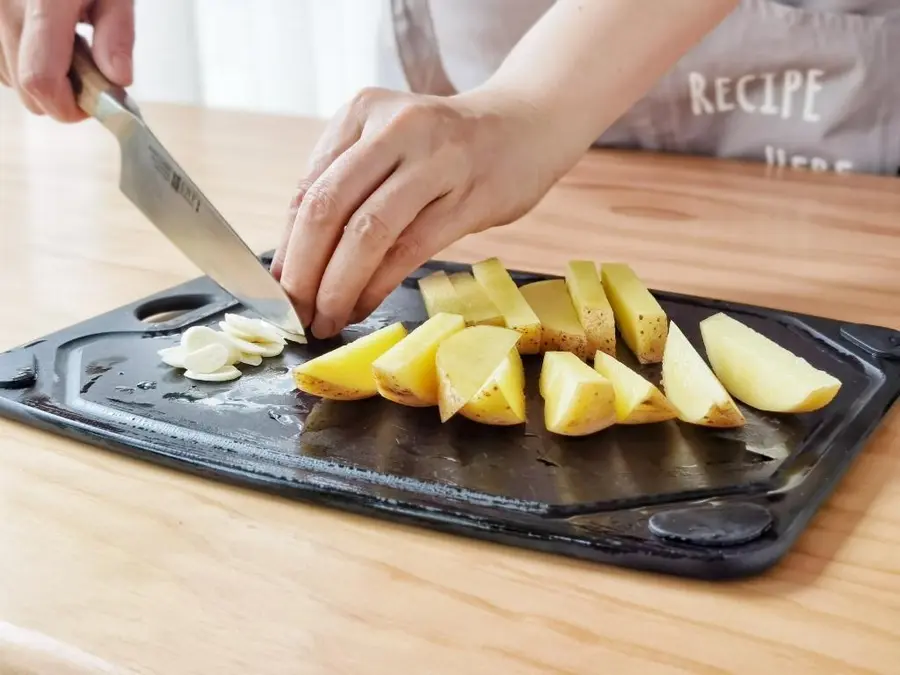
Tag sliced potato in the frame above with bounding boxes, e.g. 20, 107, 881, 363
372, 312, 466, 407
539, 351, 616, 436
699, 312, 842, 413
565, 260, 615, 357
661, 321, 745, 427
418, 270, 466, 318
436, 325, 525, 425
600, 262, 667, 364
593, 351, 677, 424
448, 271, 505, 327
292, 322, 408, 400
472, 257, 542, 354
519, 279, 589, 359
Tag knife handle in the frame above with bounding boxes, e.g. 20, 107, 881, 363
68, 35, 122, 118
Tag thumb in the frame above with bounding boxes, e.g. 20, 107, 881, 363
90, 0, 135, 87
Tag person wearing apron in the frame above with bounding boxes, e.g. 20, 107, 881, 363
1, 0, 897, 338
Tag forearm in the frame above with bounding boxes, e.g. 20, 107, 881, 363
465, 0, 739, 171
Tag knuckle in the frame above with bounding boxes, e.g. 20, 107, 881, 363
315, 284, 348, 320
301, 185, 339, 225
18, 68, 55, 99
386, 233, 423, 266
344, 211, 392, 247
350, 86, 384, 111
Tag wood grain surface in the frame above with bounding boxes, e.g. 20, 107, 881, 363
1, 91, 899, 675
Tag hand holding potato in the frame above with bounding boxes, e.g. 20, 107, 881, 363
271, 87, 564, 340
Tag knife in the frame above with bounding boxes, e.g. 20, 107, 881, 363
67, 37, 305, 340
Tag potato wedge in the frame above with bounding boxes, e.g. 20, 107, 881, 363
436, 325, 525, 425
661, 322, 745, 427
292, 322, 408, 400
418, 270, 465, 317
519, 279, 589, 359
593, 351, 677, 424
565, 260, 615, 357
472, 257, 542, 354
699, 312, 842, 413
540, 351, 616, 436
448, 271, 505, 327
372, 312, 466, 407
600, 262, 667, 364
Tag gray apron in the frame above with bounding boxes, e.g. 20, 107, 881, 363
379, 0, 900, 176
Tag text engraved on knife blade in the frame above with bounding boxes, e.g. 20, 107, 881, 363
148, 146, 202, 213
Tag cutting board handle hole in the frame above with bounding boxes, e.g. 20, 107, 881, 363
135, 294, 216, 325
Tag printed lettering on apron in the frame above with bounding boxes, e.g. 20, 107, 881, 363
384, 0, 900, 177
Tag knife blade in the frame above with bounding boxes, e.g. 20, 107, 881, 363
67, 37, 305, 340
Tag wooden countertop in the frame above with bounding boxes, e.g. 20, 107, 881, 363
1, 94, 899, 675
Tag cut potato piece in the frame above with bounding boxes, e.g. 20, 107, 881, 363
519, 279, 589, 359
418, 270, 466, 318
593, 351, 677, 424
600, 263, 667, 364
372, 312, 466, 407
185, 365, 242, 382
182, 343, 230, 374
448, 271, 505, 327
662, 322, 745, 427
699, 312, 842, 412
565, 260, 615, 357
471, 257, 542, 354
436, 325, 525, 425
292, 322, 408, 400
540, 351, 616, 436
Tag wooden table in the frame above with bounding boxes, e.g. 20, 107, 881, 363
1, 94, 899, 675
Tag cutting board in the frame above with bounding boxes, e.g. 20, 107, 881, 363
1, 253, 898, 579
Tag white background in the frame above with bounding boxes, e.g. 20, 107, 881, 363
130, 0, 385, 118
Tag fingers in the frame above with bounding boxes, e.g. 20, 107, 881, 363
270, 101, 364, 281
348, 195, 463, 324
279, 129, 401, 328
16, 0, 85, 121
89, 0, 134, 86
311, 166, 449, 337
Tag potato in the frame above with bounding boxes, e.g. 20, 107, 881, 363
539, 351, 616, 436
292, 322, 408, 400
436, 325, 525, 425
661, 321, 745, 427
472, 257, 542, 354
519, 279, 589, 359
699, 312, 842, 413
418, 270, 465, 317
565, 260, 615, 357
600, 262, 667, 364
593, 351, 677, 424
448, 271, 505, 327
371, 312, 466, 407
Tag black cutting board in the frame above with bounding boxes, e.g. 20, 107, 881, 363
1, 253, 898, 580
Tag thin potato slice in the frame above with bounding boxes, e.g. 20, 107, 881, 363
661, 322, 745, 427
600, 262, 667, 364
448, 271, 505, 327
292, 322, 408, 400
565, 260, 615, 357
540, 351, 616, 436
593, 351, 677, 424
699, 312, 842, 413
436, 325, 525, 425
418, 270, 466, 318
520, 279, 588, 359
472, 257, 542, 354
372, 312, 466, 407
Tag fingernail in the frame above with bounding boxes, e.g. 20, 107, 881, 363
111, 53, 133, 84
311, 315, 337, 339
